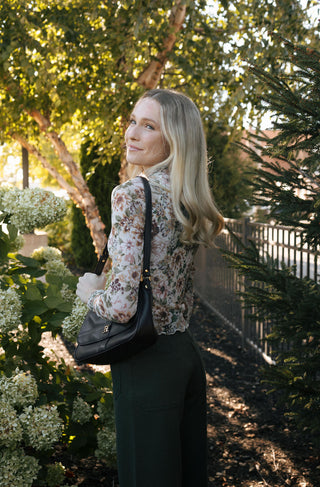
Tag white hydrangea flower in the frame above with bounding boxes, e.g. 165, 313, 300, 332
95, 427, 117, 467
62, 269, 112, 342
19, 405, 63, 451
72, 396, 92, 424
0, 370, 38, 408
2, 187, 67, 234
0, 401, 23, 447
97, 398, 115, 427
0, 287, 22, 333
62, 296, 88, 342
31, 246, 62, 262
0, 447, 40, 487
60, 283, 76, 304
0, 184, 12, 208
44, 258, 73, 279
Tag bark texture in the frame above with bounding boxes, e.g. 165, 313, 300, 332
137, 1, 187, 89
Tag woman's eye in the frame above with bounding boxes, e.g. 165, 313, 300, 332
146, 124, 154, 130
129, 119, 136, 125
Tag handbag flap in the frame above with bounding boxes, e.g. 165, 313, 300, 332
77, 310, 136, 346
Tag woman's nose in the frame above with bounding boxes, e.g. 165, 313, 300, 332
127, 124, 140, 140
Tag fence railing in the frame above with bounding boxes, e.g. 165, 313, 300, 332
194, 218, 319, 362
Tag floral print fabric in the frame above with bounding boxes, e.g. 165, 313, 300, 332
87, 167, 197, 335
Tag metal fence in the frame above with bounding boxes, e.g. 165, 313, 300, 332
194, 218, 319, 363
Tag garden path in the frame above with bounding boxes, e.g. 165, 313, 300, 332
41, 295, 320, 487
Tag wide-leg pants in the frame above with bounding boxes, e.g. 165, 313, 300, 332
111, 329, 208, 487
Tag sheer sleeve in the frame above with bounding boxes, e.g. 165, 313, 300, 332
87, 179, 145, 322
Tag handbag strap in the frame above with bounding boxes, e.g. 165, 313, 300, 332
94, 176, 152, 278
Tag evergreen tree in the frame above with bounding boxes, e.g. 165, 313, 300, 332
226, 35, 320, 441
71, 143, 120, 269
206, 123, 254, 218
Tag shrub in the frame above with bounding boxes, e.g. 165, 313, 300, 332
0, 186, 116, 486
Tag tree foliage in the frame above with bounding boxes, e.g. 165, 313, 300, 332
0, 0, 318, 250
207, 123, 254, 217
226, 36, 320, 441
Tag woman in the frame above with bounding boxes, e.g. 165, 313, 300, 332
76, 89, 224, 487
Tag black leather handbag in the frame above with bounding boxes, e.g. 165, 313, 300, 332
74, 176, 157, 365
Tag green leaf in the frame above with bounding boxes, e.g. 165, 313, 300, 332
7, 224, 18, 241
15, 254, 42, 268
47, 311, 69, 329
44, 295, 64, 309
25, 283, 43, 301
22, 300, 48, 322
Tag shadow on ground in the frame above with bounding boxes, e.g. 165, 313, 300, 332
190, 295, 320, 487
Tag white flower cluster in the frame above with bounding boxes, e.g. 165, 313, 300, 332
0, 369, 38, 407
31, 246, 62, 262
62, 269, 112, 343
0, 401, 23, 447
0, 184, 11, 206
60, 283, 76, 303
0, 369, 64, 486
31, 245, 76, 303
0, 369, 63, 448
0, 448, 40, 487
1, 187, 67, 234
0, 287, 22, 333
19, 405, 63, 451
95, 428, 117, 468
62, 296, 88, 342
44, 258, 73, 280
95, 398, 117, 466
72, 396, 92, 424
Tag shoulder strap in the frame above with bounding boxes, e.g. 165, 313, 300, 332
94, 176, 152, 277
139, 176, 152, 280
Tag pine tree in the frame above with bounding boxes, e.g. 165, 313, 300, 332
227, 35, 320, 441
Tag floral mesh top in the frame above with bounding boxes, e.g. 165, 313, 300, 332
87, 167, 197, 335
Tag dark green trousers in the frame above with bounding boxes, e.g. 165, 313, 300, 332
111, 329, 208, 487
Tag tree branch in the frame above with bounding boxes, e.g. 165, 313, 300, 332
11, 133, 83, 206
28, 108, 87, 190
137, 1, 187, 89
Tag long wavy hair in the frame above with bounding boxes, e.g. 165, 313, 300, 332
129, 89, 224, 246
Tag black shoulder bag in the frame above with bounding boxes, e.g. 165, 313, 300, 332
74, 176, 157, 365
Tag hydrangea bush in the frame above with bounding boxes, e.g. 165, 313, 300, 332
0, 186, 117, 486
1, 187, 67, 234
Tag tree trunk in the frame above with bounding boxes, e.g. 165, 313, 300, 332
12, 132, 107, 256
22, 146, 29, 189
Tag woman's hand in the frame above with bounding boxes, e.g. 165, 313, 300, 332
76, 272, 108, 304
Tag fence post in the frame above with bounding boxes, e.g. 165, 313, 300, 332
240, 217, 251, 348
243, 217, 251, 245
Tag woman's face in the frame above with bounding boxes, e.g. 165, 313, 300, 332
125, 98, 169, 168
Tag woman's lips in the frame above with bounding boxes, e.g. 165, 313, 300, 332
127, 145, 142, 151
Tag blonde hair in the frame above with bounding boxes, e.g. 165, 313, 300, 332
130, 89, 224, 246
